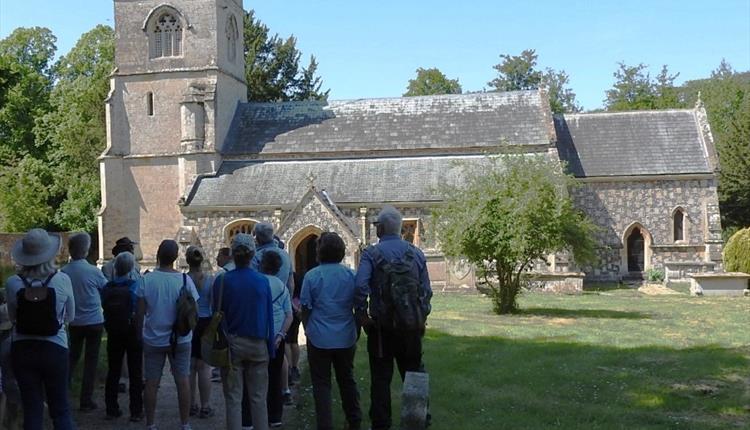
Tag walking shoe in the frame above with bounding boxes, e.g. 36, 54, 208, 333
80, 402, 98, 413
283, 389, 293, 405
199, 406, 215, 418
270, 421, 283, 428
189, 404, 200, 417
105, 409, 122, 420
130, 413, 143, 422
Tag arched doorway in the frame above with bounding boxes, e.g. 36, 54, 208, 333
626, 228, 645, 272
294, 234, 319, 277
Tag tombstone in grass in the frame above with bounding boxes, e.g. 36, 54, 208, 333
401, 371, 430, 430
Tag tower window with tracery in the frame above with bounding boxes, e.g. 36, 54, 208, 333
151, 13, 182, 58
226, 15, 238, 63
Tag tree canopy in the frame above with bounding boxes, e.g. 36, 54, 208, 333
404, 67, 462, 96
433, 154, 597, 314
488, 49, 581, 114
603, 62, 679, 111
244, 10, 328, 102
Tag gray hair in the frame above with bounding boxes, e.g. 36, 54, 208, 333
68, 232, 91, 260
253, 222, 275, 245
114, 252, 135, 278
376, 206, 403, 236
17, 260, 58, 281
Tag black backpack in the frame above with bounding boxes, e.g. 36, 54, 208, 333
102, 279, 135, 336
16, 273, 61, 336
173, 273, 198, 337
370, 246, 426, 331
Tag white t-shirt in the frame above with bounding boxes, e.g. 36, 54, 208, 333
136, 270, 199, 347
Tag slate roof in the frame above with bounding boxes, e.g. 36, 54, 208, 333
555, 110, 714, 177
187, 156, 500, 207
222, 90, 553, 156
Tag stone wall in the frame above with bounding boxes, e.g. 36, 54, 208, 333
570, 178, 722, 280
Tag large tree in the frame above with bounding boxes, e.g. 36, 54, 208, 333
603, 62, 679, 111
0, 27, 56, 164
433, 154, 597, 314
404, 67, 462, 96
488, 49, 581, 114
243, 10, 328, 102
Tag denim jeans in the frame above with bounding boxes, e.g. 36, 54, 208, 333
367, 327, 423, 430
68, 323, 103, 407
307, 342, 361, 430
12, 340, 75, 430
222, 335, 269, 430
105, 325, 143, 417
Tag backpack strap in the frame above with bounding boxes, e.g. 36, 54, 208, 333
216, 273, 226, 313
272, 288, 285, 304
18, 271, 56, 289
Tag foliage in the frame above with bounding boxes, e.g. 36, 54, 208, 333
0, 156, 57, 231
0, 27, 56, 164
37, 25, 114, 231
645, 267, 665, 283
723, 227, 750, 274
243, 10, 328, 102
488, 49, 581, 114
404, 67, 462, 96
604, 62, 680, 111
433, 154, 598, 313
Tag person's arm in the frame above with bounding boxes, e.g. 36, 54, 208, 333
299, 273, 313, 327
6, 278, 17, 322
353, 249, 373, 312
134, 278, 146, 341
417, 249, 432, 316
62, 275, 75, 323
280, 291, 293, 334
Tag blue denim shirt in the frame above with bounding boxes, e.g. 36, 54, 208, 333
61, 259, 108, 326
301, 263, 358, 349
354, 235, 432, 319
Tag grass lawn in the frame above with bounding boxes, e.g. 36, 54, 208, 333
289, 288, 750, 429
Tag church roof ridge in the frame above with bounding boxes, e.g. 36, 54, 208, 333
559, 108, 696, 119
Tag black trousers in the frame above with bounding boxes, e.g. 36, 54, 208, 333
68, 323, 103, 407
307, 342, 361, 430
242, 339, 286, 425
367, 327, 423, 430
105, 326, 143, 416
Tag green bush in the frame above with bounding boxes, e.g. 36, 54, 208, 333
645, 268, 665, 283
723, 227, 750, 273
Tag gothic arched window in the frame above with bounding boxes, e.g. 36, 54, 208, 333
673, 209, 685, 242
150, 12, 183, 58
225, 219, 257, 246
226, 15, 238, 63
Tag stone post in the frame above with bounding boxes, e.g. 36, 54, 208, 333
401, 371, 429, 430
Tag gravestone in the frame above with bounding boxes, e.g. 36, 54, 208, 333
401, 371, 429, 430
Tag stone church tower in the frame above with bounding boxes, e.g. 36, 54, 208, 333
99, 0, 246, 263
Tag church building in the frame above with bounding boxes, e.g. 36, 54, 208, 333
100, 0, 723, 288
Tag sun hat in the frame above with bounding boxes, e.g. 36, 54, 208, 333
231, 233, 256, 253
11, 228, 61, 267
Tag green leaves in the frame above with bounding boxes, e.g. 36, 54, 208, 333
243, 11, 328, 102
404, 67, 462, 97
433, 154, 598, 313
603, 63, 679, 111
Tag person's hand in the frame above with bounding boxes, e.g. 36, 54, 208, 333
274, 333, 284, 349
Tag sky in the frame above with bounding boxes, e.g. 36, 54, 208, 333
1, 0, 749, 110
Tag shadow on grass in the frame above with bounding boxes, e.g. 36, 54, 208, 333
518, 307, 651, 319
423, 331, 749, 430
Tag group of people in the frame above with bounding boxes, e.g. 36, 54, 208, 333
0, 205, 432, 430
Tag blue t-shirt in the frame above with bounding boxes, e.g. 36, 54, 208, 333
61, 259, 108, 326
136, 270, 199, 347
300, 263, 358, 349
213, 268, 274, 352
266, 274, 291, 335
251, 244, 293, 287
5, 272, 76, 349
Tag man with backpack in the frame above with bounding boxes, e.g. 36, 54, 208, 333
354, 206, 432, 430
135, 240, 199, 430
101, 251, 143, 421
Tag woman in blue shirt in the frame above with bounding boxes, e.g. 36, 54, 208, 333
300, 232, 362, 430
